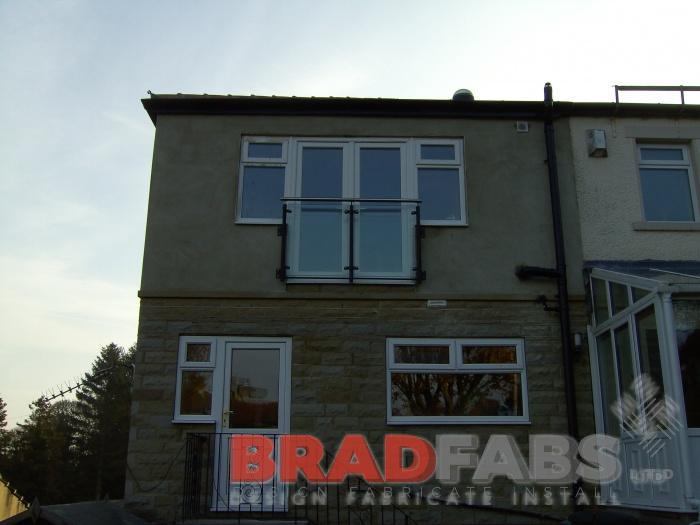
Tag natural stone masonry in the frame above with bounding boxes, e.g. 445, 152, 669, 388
125, 297, 591, 524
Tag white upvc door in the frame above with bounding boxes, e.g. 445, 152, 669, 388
213, 339, 291, 512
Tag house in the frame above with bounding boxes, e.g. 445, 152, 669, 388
124, 86, 699, 524
566, 90, 700, 522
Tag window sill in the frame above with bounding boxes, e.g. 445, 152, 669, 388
172, 418, 216, 424
633, 221, 700, 231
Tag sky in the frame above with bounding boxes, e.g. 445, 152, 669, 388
1, 0, 700, 427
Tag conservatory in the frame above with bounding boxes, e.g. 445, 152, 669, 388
586, 263, 700, 512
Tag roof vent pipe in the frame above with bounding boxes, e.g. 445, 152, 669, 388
452, 89, 475, 102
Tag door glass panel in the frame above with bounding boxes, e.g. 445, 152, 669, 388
298, 147, 343, 273
229, 349, 280, 429
358, 147, 403, 273
610, 282, 630, 315
674, 299, 700, 427
596, 332, 620, 436
635, 306, 665, 399
359, 148, 401, 199
592, 278, 609, 325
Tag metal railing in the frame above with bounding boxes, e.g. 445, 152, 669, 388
276, 198, 426, 284
183, 433, 418, 525
614, 84, 700, 105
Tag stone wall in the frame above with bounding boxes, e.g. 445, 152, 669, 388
125, 296, 592, 524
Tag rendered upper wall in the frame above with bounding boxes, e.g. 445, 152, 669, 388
140, 114, 584, 297
569, 117, 700, 261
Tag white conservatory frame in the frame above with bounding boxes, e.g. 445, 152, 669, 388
587, 267, 700, 512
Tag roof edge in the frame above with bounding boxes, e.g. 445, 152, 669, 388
141, 94, 700, 125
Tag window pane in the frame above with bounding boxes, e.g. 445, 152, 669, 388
592, 278, 609, 324
240, 166, 285, 219
418, 167, 461, 221
421, 144, 455, 161
614, 323, 635, 391
640, 147, 684, 162
180, 371, 213, 415
359, 148, 401, 199
635, 306, 664, 400
596, 332, 620, 437
674, 299, 700, 428
298, 202, 343, 273
609, 282, 629, 315
301, 147, 343, 198
358, 204, 403, 273
631, 287, 650, 302
462, 345, 517, 364
391, 373, 522, 417
248, 142, 283, 159
394, 345, 450, 364
229, 349, 280, 429
640, 168, 695, 221
186, 343, 211, 362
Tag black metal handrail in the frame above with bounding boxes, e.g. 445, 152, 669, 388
614, 84, 700, 105
276, 197, 425, 284
182, 433, 419, 525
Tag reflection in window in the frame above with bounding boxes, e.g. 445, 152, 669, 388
391, 373, 522, 417
674, 299, 700, 428
394, 345, 450, 364
462, 345, 517, 364
180, 371, 213, 415
186, 343, 211, 362
229, 349, 280, 429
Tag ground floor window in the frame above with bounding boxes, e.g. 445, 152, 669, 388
386, 338, 529, 424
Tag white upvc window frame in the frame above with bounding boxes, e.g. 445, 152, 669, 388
413, 138, 467, 226
636, 143, 699, 223
236, 137, 291, 225
174, 336, 219, 423
386, 337, 529, 425
236, 136, 467, 227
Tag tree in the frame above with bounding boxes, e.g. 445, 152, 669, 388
74, 343, 135, 500
1, 397, 80, 504
0, 396, 7, 453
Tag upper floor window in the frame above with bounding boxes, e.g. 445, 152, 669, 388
237, 137, 466, 226
637, 144, 698, 222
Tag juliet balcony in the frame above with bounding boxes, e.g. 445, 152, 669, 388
276, 198, 425, 284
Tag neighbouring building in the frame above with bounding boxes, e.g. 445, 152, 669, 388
125, 86, 699, 525
567, 96, 700, 522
